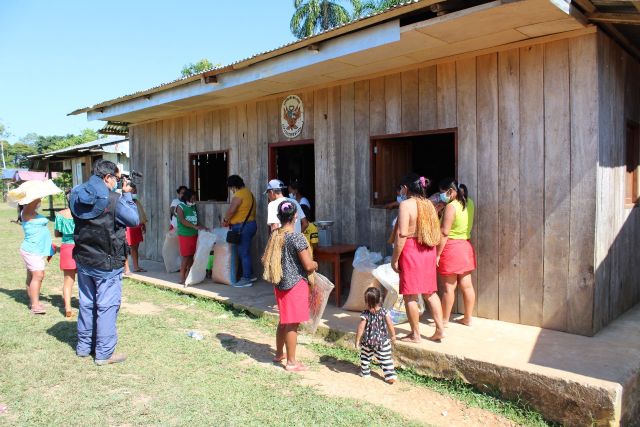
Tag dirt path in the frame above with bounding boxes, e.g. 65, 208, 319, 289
210, 322, 517, 427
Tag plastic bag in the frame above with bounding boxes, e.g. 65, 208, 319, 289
302, 272, 335, 334
343, 246, 383, 311
162, 230, 182, 273
185, 230, 216, 286
212, 227, 237, 285
372, 263, 425, 324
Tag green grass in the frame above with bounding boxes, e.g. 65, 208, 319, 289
0, 204, 421, 426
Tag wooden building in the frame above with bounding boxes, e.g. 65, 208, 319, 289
71, 0, 640, 336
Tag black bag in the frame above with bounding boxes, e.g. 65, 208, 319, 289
226, 194, 254, 244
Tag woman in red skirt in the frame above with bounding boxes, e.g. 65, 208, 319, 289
436, 178, 476, 326
262, 200, 318, 372
391, 173, 445, 343
54, 191, 76, 318
124, 184, 148, 274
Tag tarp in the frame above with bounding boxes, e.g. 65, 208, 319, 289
14, 171, 58, 181
1, 169, 26, 180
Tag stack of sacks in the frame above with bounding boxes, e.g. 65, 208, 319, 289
342, 247, 383, 311
372, 263, 425, 324
185, 230, 217, 286
211, 227, 237, 285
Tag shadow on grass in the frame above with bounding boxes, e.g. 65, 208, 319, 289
47, 294, 79, 315
46, 321, 77, 351
0, 287, 33, 308
216, 332, 276, 365
317, 354, 386, 381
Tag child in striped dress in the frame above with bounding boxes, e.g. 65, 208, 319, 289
355, 287, 397, 384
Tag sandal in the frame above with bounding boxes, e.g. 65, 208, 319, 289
285, 363, 308, 372
30, 305, 46, 315
272, 355, 286, 363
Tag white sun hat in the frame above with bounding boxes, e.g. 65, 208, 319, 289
7, 179, 62, 206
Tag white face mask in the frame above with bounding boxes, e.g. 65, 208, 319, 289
288, 193, 295, 199
186, 201, 195, 207
132, 194, 139, 200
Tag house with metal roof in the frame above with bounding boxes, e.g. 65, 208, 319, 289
71, 0, 640, 343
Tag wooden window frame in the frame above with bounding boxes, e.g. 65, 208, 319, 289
625, 120, 640, 209
369, 129, 458, 208
189, 149, 230, 203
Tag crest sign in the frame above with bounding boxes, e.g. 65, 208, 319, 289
281, 95, 304, 139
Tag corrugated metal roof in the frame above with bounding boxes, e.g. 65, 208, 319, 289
69, 0, 425, 116
29, 135, 128, 159
99, 121, 129, 135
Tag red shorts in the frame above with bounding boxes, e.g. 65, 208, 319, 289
399, 238, 437, 295
126, 225, 144, 246
59, 243, 76, 271
437, 239, 476, 275
178, 234, 198, 257
274, 279, 310, 324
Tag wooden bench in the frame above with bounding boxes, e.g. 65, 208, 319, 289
315, 244, 358, 306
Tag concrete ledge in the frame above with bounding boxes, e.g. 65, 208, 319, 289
130, 261, 640, 426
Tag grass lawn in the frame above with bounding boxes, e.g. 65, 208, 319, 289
0, 204, 420, 426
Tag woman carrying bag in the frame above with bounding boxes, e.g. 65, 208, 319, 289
222, 175, 257, 288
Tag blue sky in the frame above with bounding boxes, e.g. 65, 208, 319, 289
0, 1, 297, 143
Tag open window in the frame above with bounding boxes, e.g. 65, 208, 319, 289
626, 120, 640, 207
371, 130, 456, 206
189, 150, 229, 202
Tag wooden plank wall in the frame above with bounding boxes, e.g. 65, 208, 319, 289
129, 33, 603, 334
594, 33, 640, 333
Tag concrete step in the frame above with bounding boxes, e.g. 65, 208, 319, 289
130, 260, 640, 426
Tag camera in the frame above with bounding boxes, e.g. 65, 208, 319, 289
120, 170, 143, 186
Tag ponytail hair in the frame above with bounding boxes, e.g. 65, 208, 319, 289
438, 177, 468, 210
401, 173, 430, 198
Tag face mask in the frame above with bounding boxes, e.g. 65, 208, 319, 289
187, 201, 195, 207
396, 194, 407, 203
439, 192, 451, 204
288, 193, 295, 199
132, 194, 138, 200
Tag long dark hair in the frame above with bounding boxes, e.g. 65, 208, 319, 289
438, 177, 468, 210
276, 200, 297, 225
227, 175, 245, 189
400, 173, 430, 198
180, 189, 195, 204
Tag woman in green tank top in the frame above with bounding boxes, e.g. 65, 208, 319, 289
436, 178, 477, 327
175, 189, 206, 284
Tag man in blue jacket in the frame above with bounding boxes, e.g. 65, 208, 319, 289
70, 160, 139, 365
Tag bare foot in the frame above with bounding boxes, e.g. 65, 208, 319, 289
397, 334, 421, 344
427, 331, 444, 342
456, 318, 473, 326
273, 354, 286, 363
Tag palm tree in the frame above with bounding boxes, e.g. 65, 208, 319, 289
290, 0, 353, 39
351, 0, 406, 19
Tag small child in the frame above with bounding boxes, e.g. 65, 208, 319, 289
300, 205, 318, 254
355, 287, 397, 384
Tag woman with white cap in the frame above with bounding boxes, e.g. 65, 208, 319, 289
8, 180, 61, 314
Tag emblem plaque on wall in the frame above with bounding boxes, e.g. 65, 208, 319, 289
281, 95, 304, 139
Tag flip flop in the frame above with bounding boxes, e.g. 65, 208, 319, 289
285, 363, 308, 372
30, 305, 46, 315
272, 355, 286, 363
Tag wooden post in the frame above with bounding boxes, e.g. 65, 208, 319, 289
47, 161, 54, 219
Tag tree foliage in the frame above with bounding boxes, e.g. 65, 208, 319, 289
180, 59, 220, 77
290, 0, 406, 38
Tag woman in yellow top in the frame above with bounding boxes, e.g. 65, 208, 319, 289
436, 178, 476, 327
222, 175, 257, 287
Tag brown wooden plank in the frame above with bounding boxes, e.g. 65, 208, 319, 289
354, 80, 372, 248
246, 102, 259, 200
237, 105, 249, 179
401, 69, 419, 133
542, 39, 571, 331
212, 110, 221, 151
256, 101, 270, 253
340, 83, 356, 243
497, 49, 520, 324
419, 66, 437, 131
475, 53, 500, 320
314, 88, 329, 222
455, 56, 478, 316
154, 121, 164, 260
369, 77, 385, 136
436, 62, 456, 129
518, 44, 545, 327
327, 86, 341, 239
301, 90, 314, 141
227, 108, 238, 176
385, 73, 401, 134
568, 34, 598, 335
174, 117, 183, 201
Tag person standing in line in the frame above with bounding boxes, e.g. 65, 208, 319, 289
124, 184, 148, 275
222, 175, 257, 288
54, 189, 77, 318
175, 189, 206, 284
355, 287, 397, 384
262, 201, 317, 372
265, 179, 308, 233
170, 185, 187, 230
288, 181, 311, 209
70, 160, 139, 365
436, 178, 476, 327
391, 173, 445, 343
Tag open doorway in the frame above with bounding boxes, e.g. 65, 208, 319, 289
269, 140, 315, 218
371, 130, 456, 206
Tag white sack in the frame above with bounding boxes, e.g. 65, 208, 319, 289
162, 230, 182, 273
372, 263, 425, 324
185, 230, 216, 286
211, 227, 237, 285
